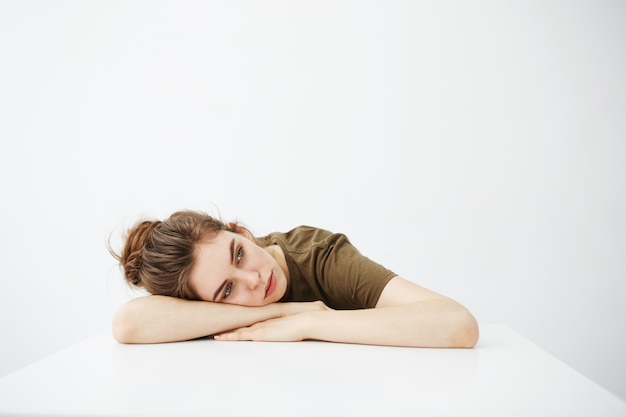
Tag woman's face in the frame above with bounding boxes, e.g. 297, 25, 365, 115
188, 230, 288, 306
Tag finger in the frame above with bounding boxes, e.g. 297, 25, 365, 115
214, 330, 248, 341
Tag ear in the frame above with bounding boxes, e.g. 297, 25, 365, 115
226, 222, 254, 240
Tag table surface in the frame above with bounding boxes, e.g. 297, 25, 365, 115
0, 324, 624, 417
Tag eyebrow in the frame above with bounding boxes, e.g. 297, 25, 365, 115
212, 280, 227, 302
212, 238, 236, 302
229, 238, 235, 265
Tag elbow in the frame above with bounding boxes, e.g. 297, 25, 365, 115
112, 305, 139, 344
454, 307, 479, 348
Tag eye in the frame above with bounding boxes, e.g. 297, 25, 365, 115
236, 247, 244, 263
224, 282, 233, 298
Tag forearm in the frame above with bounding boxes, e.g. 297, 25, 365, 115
306, 299, 479, 348
112, 295, 283, 344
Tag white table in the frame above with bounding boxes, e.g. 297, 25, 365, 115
0, 324, 624, 417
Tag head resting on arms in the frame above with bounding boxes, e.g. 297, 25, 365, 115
109, 210, 253, 300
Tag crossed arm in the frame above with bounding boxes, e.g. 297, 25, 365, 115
112, 276, 479, 348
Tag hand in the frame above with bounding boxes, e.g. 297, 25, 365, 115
277, 300, 332, 318
214, 311, 320, 342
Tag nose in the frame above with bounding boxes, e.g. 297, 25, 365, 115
238, 269, 261, 290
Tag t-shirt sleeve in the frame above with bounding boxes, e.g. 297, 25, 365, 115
318, 233, 396, 309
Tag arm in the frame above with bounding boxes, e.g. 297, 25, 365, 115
112, 295, 327, 344
214, 277, 479, 348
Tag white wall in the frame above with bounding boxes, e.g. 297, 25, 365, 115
1, 0, 624, 401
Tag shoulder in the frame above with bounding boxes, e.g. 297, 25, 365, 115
267, 226, 350, 253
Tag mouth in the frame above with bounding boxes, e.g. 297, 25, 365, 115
264, 271, 276, 299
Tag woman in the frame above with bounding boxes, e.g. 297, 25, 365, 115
111, 210, 479, 347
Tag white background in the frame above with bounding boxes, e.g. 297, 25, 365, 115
1, 0, 624, 402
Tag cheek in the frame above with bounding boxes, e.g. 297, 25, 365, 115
261, 248, 277, 267
229, 286, 261, 307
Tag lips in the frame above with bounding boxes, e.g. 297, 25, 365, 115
264, 271, 276, 298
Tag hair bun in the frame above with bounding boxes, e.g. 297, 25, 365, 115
119, 220, 162, 287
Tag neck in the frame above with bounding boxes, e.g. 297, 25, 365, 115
265, 244, 290, 283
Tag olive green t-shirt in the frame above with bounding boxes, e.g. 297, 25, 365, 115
259, 226, 396, 310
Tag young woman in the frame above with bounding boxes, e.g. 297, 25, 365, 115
111, 210, 479, 348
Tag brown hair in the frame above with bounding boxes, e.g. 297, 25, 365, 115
110, 210, 243, 300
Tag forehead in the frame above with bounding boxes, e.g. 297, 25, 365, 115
194, 230, 235, 266
188, 231, 241, 301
